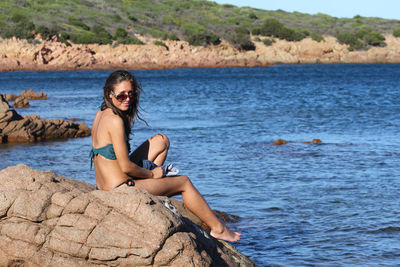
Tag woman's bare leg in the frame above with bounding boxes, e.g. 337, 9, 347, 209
134, 175, 241, 242
130, 133, 170, 166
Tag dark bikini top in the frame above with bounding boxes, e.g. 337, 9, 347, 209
89, 141, 131, 169
89, 144, 116, 169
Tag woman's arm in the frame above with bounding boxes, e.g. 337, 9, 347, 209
108, 116, 163, 178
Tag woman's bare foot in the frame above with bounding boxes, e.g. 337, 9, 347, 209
210, 225, 241, 242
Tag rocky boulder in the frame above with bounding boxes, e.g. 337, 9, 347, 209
0, 95, 90, 143
11, 96, 30, 108
3, 94, 18, 102
4, 89, 48, 103
20, 89, 48, 100
0, 164, 254, 266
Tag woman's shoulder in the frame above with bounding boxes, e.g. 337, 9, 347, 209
100, 109, 124, 127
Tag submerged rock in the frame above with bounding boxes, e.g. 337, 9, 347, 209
304, 139, 322, 144
0, 94, 90, 143
272, 139, 287, 145
0, 164, 255, 266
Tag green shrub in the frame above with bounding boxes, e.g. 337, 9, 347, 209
114, 27, 128, 39
355, 28, 372, 39
5, 20, 36, 39
252, 28, 261, 35
154, 40, 168, 49
128, 15, 138, 22
393, 28, 400, 37
262, 38, 275, 46
276, 27, 305, 41
336, 32, 366, 51
181, 22, 206, 35
59, 31, 71, 45
188, 32, 220, 46
92, 25, 112, 44
68, 17, 90, 31
258, 18, 284, 36
168, 33, 180, 41
230, 26, 255, 50
248, 12, 258, 20
110, 14, 122, 22
10, 13, 28, 23
310, 32, 324, 42
301, 29, 310, 36
36, 25, 60, 39
363, 31, 385, 46
70, 30, 98, 44
116, 36, 144, 45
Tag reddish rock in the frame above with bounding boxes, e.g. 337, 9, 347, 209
0, 95, 90, 143
1, 34, 400, 72
272, 139, 287, 145
304, 139, 322, 144
20, 89, 48, 100
0, 164, 255, 266
11, 96, 30, 108
3, 94, 18, 102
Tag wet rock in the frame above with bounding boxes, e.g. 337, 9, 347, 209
11, 96, 30, 108
0, 95, 90, 143
0, 164, 255, 266
272, 139, 287, 145
304, 139, 322, 144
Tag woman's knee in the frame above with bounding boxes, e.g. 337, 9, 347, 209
178, 175, 192, 189
150, 133, 170, 150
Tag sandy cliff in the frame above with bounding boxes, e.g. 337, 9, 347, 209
1, 35, 400, 72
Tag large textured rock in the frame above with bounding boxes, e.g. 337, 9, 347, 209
0, 165, 255, 266
11, 96, 30, 108
0, 95, 90, 143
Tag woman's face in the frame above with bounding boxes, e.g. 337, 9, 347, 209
110, 80, 134, 111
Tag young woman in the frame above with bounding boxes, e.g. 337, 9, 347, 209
90, 70, 241, 242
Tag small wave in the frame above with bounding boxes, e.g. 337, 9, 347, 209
369, 226, 400, 233
261, 207, 282, 212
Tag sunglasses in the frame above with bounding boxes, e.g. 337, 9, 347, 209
111, 90, 135, 102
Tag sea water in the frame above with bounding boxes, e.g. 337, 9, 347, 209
0, 64, 399, 266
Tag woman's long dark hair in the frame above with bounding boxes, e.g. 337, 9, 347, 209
101, 70, 147, 139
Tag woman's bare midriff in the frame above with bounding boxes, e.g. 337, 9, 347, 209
94, 155, 130, 190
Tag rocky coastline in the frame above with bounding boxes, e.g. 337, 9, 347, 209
1, 35, 400, 72
0, 164, 255, 266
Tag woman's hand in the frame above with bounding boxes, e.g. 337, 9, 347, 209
151, 167, 164, 179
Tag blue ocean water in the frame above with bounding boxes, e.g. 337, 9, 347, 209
0, 64, 399, 266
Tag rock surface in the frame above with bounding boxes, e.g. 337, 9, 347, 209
11, 96, 30, 108
0, 164, 255, 266
19, 89, 48, 100
1, 35, 400, 71
0, 95, 90, 143
5, 89, 48, 102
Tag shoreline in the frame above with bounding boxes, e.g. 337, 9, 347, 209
1, 35, 400, 72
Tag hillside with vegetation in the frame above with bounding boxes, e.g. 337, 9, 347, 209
1, 0, 400, 51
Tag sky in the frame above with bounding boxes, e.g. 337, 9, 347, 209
212, 0, 400, 20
